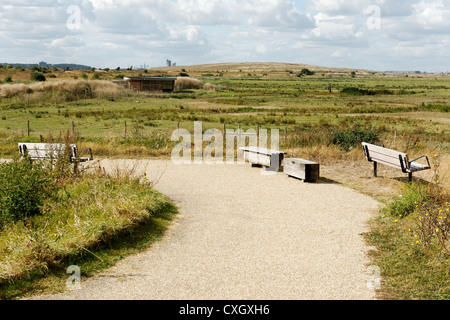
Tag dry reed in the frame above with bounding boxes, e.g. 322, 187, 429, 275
0, 80, 125, 100
174, 77, 203, 91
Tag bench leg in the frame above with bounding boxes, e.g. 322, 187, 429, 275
373, 162, 378, 178
408, 172, 412, 183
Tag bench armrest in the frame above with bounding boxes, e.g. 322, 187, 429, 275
77, 147, 93, 161
409, 155, 430, 168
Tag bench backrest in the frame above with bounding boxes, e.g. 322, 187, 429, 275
362, 142, 410, 172
18, 143, 76, 160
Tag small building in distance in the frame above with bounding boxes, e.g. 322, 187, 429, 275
123, 76, 177, 93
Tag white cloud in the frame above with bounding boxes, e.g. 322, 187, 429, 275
0, 0, 449, 71
413, 0, 450, 30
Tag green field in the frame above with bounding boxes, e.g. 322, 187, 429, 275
1, 69, 449, 158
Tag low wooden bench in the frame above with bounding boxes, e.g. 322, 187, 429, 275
283, 158, 320, 183
239, 146, 286, 172
362, 142, 430, 182
18, 143, 93, 163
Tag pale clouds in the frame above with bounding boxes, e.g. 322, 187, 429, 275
0, 0, 449, 71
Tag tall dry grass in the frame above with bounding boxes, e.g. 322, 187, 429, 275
0, 80, 126, 102
174, 77, 203, 91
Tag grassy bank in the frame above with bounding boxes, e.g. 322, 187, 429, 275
365, 180, 450, 299
0, 157, 177, 300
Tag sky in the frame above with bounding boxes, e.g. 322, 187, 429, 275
0, 0, 449, 72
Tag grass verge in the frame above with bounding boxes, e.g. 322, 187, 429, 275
0, 160, 178, 300
364, 182, 450, 300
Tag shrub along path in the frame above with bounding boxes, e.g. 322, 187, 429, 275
31, 160, 380, 300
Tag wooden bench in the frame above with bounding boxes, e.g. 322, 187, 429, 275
18, 143, 93, 163
239, 146, 286, 172
283, 158, 320, 182
362, 142, 430, 182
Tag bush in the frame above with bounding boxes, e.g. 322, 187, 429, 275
30, 71, 46, 82
341, 87, 374, 96
341, 87, 394, 96
330, 126, 380, 151
421, 103, 450, 112
384, 183, 429, 218
0, 159, 55, 229
297, 68, 315, 77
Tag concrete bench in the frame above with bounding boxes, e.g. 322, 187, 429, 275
362, 142, 430, 182
239, 146, 286, 172
18, 143, 93, 163
283, 158, 320, 182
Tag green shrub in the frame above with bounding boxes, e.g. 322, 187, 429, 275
384, 183, 430, 218
341, 87, 393, 96
341, 87, 374, 96
30, 71, 46, 82
297, 68, 315, 76
330, 126, 380, 151
0, 159, 55, 229
421, 103, 450, 112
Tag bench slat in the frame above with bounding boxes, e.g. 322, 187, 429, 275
367, 151, 405, 169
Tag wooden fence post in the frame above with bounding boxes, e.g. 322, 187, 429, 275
27, 120, 30, 137
285, 127, 287, 146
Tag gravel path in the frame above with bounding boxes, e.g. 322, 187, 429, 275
32, 160, 380, 300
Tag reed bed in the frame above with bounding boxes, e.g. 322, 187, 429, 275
0, 80, 126, 104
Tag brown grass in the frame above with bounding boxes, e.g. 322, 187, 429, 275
0, 80, 125, 99
174, 77, 203, 91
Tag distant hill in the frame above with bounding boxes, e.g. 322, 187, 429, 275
0, 62, 91, 70
149, 62, 370, 74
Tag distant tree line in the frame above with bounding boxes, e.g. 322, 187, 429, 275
0, 62, 91, 70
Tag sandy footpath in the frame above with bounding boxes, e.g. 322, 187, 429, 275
31, 159, 381, 300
